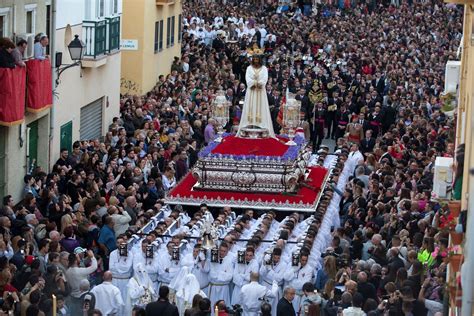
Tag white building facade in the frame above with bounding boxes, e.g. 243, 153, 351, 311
0, 0, 122, 203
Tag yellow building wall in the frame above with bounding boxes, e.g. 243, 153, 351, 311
121, 0, 182, 95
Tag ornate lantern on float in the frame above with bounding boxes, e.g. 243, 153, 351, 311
211, 90, 230, 142
282, 93, 301, 146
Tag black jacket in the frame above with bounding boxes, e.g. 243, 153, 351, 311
0, 49, 15, 69
360, 137, 376, 154
146, 299, 179, 316
276, 297, 296, 316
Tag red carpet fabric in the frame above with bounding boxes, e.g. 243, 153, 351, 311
169, 166, 327, 207
211, 136, 290, 157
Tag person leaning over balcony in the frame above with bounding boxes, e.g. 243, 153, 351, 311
0, 38, 16, 68
12, 39, 27, 67
33, 33, 48, 60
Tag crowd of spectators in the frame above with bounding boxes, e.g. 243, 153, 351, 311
0, 0, 467, 315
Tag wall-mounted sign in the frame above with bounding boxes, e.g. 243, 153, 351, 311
120, 39, 138, 50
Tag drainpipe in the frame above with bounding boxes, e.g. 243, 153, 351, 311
460, 4, 474, 314
48, 0, 57, 171
462, 169, 474, 315
12, 4, 16, 37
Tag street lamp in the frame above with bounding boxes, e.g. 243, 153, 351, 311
67, 35, 85, 61
55, 35, 86, 85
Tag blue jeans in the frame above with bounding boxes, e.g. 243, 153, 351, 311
303, 4, 312, 15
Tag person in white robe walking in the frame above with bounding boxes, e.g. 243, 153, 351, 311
126, 263, 157, 315
175, 270, 208, 315
231, 247, 259, 306
240, 272, 279, 316
259, 247, 289, 316
132, 239, 161, 292
109, 236, 133, 307
208, 242, 234, 313
284, 253, 314, 313
90, 271, 124, 316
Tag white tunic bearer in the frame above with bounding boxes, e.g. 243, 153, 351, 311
240, 280, 279, 316
231, 258, 259, 305
208, 255, 234, 311
109, 249, 133, 306
285, 263, 314, 313
237, 62, 275, 138
91, 281, 124, 316
191, 253, 211, 294
157, 252, 181, 286
259, 259, 288, 316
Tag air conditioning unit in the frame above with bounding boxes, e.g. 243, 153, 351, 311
16, 33, 36, 59
433, 156, 453, 199
444, 60, 461, 94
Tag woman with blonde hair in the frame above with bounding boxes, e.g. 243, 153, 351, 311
60, 214, 73, 234
315, 255, 337, 290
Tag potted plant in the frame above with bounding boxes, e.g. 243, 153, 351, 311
448, 200, 461, 217
440, 92, 457, 118
438, 213, 457, 233
446, 245, 462, 272
450, 230, 464, 245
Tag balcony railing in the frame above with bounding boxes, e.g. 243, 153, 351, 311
106, 17, 120, 52
83, 20, 107, 58
83, 16, 121, 59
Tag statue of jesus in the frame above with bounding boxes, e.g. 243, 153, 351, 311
237, 54, 276, 138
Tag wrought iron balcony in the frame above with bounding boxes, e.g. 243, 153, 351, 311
83, 20, 107, 58
82, 16, 121, 59
106, 17, 120, 52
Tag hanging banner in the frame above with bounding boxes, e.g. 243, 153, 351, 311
0, 67, 26, 126
26, 59, 53, 113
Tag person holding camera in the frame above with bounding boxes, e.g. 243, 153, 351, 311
65, 250, 98, 315
108, 206, 132, 238
299, 282, 322, 316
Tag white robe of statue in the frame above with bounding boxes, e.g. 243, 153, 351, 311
237, 64, 276, 138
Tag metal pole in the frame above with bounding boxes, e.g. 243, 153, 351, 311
48, 0, 57, 171
461, 4, 474, 316
130, 232, 299, 244
458, 4, 472, 211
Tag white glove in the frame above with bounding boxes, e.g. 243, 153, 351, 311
264, 253, 271, 263
199, 252, 206, 261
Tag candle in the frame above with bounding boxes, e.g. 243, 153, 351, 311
52, 294, 57, 316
